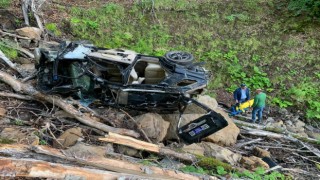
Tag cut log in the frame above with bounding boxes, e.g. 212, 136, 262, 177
0, 157, 149, 179
0, 70, 140, 138
100, 132, 160, 153
99, 132, 197, 162
0, 144, 202, 180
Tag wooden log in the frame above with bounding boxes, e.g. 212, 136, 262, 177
0, 157, 148, 179
0, 70, 140, 138
235, 118, 319, 144
241, 127, 320, 158
99, 132, 197, 162
0, 144, 201, 180
0, 91, 33, 100
100, 132, 160, 153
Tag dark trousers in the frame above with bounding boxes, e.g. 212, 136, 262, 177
252, 106, 264, 123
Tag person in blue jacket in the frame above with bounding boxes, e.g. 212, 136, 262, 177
233, 83, 250, 103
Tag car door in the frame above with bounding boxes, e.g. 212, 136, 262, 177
176, 97, 229, 144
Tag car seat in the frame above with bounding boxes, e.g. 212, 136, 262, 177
144, 63, 166, 84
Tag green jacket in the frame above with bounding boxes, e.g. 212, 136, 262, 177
252, 92, 266, 108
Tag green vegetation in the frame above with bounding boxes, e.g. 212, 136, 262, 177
288, 0, 320, 18
45, 23, 62, 36
59, 0, 320, 121
196, 155, 233, 171
14, 119, 24, 126
181, 164, 286, 179
0, 42, 18, 59
0, 0, 11, 8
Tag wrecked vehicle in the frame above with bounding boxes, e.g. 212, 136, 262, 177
34, 41, 228, 144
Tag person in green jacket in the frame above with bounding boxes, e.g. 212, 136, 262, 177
251, 88, 267, 124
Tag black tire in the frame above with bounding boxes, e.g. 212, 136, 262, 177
165, 51, 194, 65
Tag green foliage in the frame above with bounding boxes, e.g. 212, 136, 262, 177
230, 168, 285, 180
196, 155, 233, 171
271, 97, 293, 108
45, 23, 61, 36
180, 165, 207, 174
14, 119, 24, 126
286, 82, 320, 120
0, 42, 18, 59
216, 166, 228, 175
0, 0, 10, 8
288, 0, 320, 18
39, 139, 48, 145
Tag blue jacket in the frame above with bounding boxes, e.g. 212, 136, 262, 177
233, 87, 250, 102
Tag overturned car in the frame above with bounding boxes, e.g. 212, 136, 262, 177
34, 41, 228, 144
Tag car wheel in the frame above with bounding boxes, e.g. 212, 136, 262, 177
165, 51, 194, 65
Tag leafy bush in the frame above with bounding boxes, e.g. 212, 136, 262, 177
288, 0, 320, 18
287, 82, 320, 120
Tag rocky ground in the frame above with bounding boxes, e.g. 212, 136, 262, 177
0, 1, 320, 179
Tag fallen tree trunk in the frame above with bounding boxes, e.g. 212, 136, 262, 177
241, 127, 320, 159
99, 132, 197, 162
0, 157, 148, 179
0, 70, 140, 138
0, 144, 202, 180
235, 118, 319, 144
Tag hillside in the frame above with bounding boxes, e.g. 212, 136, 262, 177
0, 0, 320, 179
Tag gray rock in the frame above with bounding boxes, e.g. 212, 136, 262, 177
159, 157, 185, 170
53, 127, 83, 148
135, 113, 170, 143
16, 27, 42, 40
117, 145, 140, 157
204, 108, 240, 146
182, 143, 204, 156
201, 142, 242, 165
65, 142, 107, 158
197, 95, 218, 110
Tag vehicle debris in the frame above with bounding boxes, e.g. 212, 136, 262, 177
35, 41, 228, 144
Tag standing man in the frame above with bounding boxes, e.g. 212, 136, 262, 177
233, 83, 250, 104
251, 88, 267, 124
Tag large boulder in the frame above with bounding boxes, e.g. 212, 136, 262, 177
265, 120, 286, 133
182, 143, 205, 156
201, 142, 242, 166
135, 113, 170, 143
162, 113, 202, 140
305, 125, 320, 139
197, 95, 218, 110
285, 119, 308, 137
64, 142, 108, 158
53, 127, 83, 148
16, 27, 42, 40
204, 108, 240, 146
